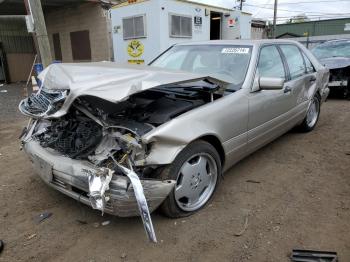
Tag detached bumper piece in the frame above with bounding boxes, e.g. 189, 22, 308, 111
291, 249, 338, 262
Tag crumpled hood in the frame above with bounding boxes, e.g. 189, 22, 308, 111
319, 57, 350, 70
29, 62, 227, 118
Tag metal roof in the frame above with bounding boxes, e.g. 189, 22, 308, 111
276, 18, 350, 38
111, 0, 252, 15
0, 0, 93, 15
0, 0, 121, 15
0, 16, 34, 53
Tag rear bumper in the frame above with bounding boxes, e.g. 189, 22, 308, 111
23, 140, 175, 217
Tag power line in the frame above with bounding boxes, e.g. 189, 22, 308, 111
251, 0, 350, 6
266, 15, 350, 22
253, 0, 272, 17
264, 14, 350, 19
266, 13, 350, 17
245, 3, 350, 15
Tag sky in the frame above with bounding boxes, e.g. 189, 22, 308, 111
194, 0, 350, 23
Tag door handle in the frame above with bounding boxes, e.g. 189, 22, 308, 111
310, 75, 317, 82
284, 86, 292, 93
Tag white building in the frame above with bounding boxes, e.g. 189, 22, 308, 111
111, 0, 252, 64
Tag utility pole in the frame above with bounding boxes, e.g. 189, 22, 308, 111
273, 0, 278, 38
24, 0, 52, 68
239, 0, 244, 10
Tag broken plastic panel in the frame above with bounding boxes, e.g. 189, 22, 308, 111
116, 163, 157, 243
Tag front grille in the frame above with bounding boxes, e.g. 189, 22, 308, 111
51, 175, 114, 211
330, 69, 346, 82
52, 176, 68, 189
105, 200, 113, 210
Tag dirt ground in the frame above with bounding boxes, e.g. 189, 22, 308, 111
0, 84, 349, 262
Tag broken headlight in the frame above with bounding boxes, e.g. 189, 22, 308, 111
19, 88, 68, 117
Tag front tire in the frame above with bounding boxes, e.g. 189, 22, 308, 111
299, 94, 321, 132
159, 140, 222, 218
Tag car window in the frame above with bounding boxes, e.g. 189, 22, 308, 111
279, 45, 306, 79
257, 45, 286, 79
312, 40, 350, 59
302, 52, 315, 74
152, 49, 189, 70
151, 45, 252, 86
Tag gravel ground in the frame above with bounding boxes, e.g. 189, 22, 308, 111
0, 83, 27, 124
0, 83, 349, 262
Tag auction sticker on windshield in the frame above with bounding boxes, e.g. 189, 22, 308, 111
221, 48, 250, 54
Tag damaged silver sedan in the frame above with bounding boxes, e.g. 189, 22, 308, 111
19, 40, 329, 242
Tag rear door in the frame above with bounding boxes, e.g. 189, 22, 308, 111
278, 44, 309, 119
301, 50, 318, 104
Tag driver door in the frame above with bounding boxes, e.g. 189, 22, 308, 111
247, 44, 295, 153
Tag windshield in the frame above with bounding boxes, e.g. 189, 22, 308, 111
312, 40, 350, 59
150, 45, 252, 88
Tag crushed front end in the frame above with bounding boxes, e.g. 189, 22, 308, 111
328, 66, 350, 98
19, 89, 182, 243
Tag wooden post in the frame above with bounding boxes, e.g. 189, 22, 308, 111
24, 0, 52, 68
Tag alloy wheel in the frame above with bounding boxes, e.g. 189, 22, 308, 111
174, 153, 218, 212
306, 96, 320, 128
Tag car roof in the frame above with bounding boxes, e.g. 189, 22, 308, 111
315, 39, 350, 46
175, 39, 301, 47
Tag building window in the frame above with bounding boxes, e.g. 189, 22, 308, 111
122, 15, 146, 40
70, 30, 91, 61
52, 33, 62, 61
169, 14, 192, 38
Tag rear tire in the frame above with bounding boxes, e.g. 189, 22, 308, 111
298, 94, 321, 132
159, 140, 222, 218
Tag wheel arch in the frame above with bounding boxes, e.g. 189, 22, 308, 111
197, 135, 226, 167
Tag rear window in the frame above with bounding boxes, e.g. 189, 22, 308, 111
302, 52, 315, 73
279, 45, 306, 79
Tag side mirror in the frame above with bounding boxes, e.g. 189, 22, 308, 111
259, 77, 285, 90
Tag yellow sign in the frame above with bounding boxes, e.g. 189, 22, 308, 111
127, 40, 144, 58
128, 59, 145, 64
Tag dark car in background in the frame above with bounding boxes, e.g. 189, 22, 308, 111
312, 39, 350, 99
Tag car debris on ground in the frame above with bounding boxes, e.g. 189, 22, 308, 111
26, 234, 37, 240
34, 212, 52, 224
101, 220, 110, 226
246, 179, 261, 184
290, 249, 338, 262
234, 209, 250, 237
